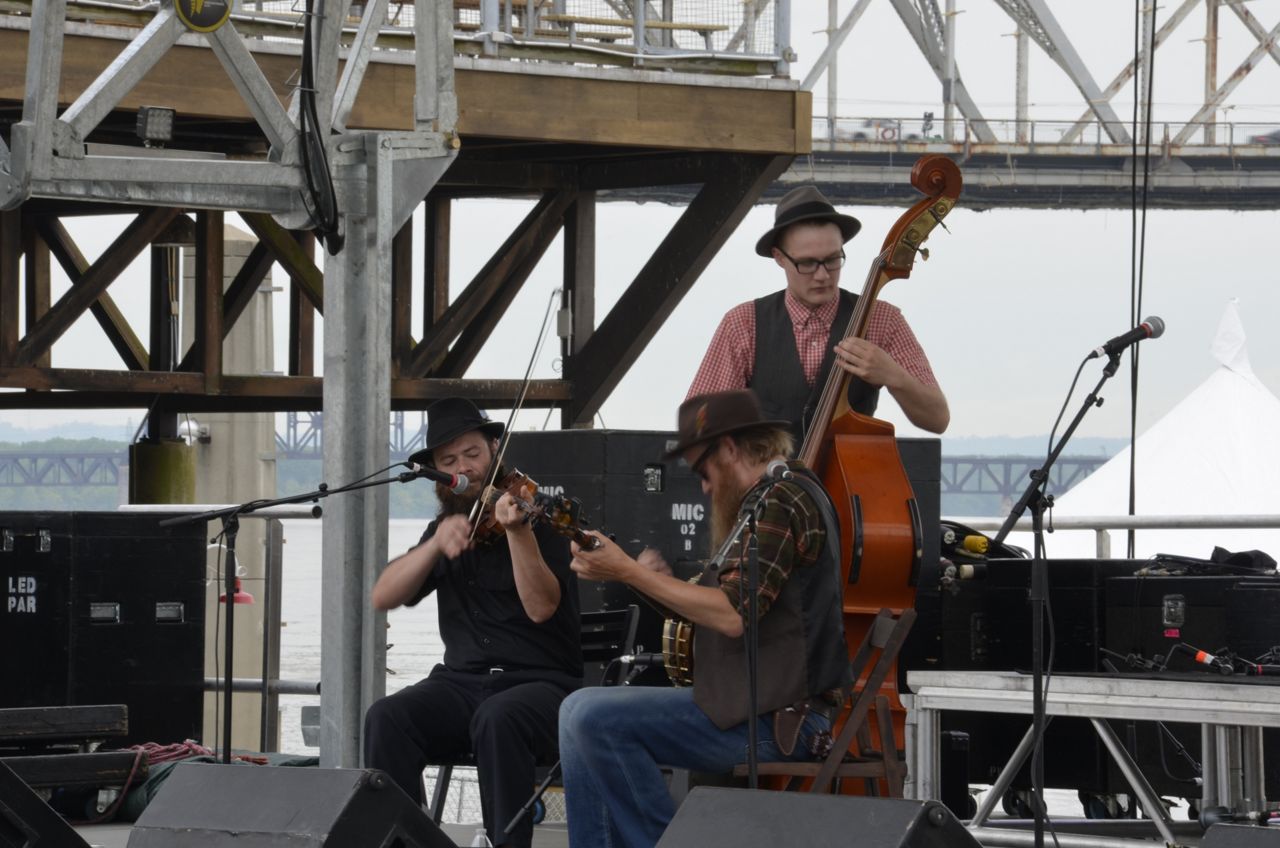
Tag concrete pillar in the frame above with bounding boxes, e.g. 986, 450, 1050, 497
181, 222, 279, 753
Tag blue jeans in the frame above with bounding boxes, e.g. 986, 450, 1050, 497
558, 686, 830, 848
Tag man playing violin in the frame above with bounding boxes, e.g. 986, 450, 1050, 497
687, 185, 949, 440
363, 397, 581, 848
558, 389, 850, 848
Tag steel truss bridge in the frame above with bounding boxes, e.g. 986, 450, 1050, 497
0, 425, 1109, 504
621, 0, 1280, 209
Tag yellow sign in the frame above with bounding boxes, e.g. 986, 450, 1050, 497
174, 0, 232, 33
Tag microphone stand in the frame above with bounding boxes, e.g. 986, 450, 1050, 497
992, 352, 1122, 848
158, 466, 437, 764
713, 473, 782, 789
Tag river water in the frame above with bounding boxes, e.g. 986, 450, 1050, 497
276, 517, 441, 755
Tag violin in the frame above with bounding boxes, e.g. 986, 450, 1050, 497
471, 469, 601, 551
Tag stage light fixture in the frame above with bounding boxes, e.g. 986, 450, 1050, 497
136, 105, 175, 146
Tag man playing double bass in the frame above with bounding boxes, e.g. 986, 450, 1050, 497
559, 389, 850, 848
687, 185, 949, 441
363, 397, 581, 848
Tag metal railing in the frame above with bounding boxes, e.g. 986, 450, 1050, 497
236, 0, 790, 73
956, 513, 1280, 559
812, 115, 1280, 154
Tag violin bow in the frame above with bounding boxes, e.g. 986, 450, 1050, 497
466, 287, 564, 542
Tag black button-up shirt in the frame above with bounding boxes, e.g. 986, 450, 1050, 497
410, 521, 582, 679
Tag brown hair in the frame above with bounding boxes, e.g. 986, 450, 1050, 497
728, 426, 794, 465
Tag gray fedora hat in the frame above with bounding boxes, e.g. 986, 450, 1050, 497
755, 186, 862, 257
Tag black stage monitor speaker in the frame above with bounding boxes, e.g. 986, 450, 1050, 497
1204, 824, 1280, 848
127, 763, 456, 847
655, 787, 981, 848
0, 759, 91, 848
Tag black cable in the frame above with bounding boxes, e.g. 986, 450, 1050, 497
299, 0, 343, 254
1049, 356, 1090, 468
1126, 0, 1158, 557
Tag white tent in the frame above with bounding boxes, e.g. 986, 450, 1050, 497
1004, 300, 1280, 563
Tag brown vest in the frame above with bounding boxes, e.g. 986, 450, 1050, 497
691, 471, 850, 730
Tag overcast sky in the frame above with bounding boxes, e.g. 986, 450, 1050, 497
4, 1, 1279, 446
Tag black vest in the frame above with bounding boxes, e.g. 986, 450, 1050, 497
750, 290, 881, 449
691, 470, 851, 730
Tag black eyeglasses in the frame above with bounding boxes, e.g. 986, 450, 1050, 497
777, 247, 846, 275
690, 442, 719, 482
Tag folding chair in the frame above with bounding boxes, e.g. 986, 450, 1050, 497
732, 607, 917, 797
426, 605, 641, 825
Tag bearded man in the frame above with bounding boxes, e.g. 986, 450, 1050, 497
558, 389, 850, 848
363, 397, 581, 848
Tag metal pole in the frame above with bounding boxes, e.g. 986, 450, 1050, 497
1204, 0, 1218, 144
968, 826, 1185, 848
1146, 0, 1157, 144
1090, 718, 1179, 845
943, 0, 956, 142
1015, 28, 1029, 143
970, 723, 1039, 827
319, 134, 394, 768
774, 0, 790, 77
827, 0, 838, 141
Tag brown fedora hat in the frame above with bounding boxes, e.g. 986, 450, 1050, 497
755, 185, 862, 257
663, 390, 790, 458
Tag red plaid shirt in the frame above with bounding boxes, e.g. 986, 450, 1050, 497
687, 290, 937, 399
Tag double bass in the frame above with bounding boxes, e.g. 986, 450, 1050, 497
797, 155, 962, 757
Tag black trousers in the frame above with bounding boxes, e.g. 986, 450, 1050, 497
363, 666, 577, 848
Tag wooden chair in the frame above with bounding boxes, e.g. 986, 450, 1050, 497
425, 604, 640, 824
732, 607, 917, 797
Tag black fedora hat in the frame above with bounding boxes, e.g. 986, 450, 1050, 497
755, 185, 862, 257
663, 390, 790, 458
408, 397, 504, 467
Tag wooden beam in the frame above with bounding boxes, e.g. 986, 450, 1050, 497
0, 367, 570, 412
567, 153, 792, 425
16, 208, 177, 368
391, 218, 413, 377
405, 190, 573, 377
0, 366, 206, 395
221, 241, 276, 331
0, 705, 127, 744
0, 211, 19, 366
175, 241, 275, 372
22, 220, 51, 369
561, 191, 595, 428
288, 232, 316, 377
424, 195, 451, 337
563, 191, 596, 359
0, 28, 809, 154
437, 190, 573, 378
149, 244, 178, 371
391, 377, 572, 407
241, 213, 324, 313
37, 216, 150, 372
195, 211, 224, 393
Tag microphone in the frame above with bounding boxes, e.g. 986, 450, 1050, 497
406, 463, 470, 495
765, 459, 792, 481
619, 652, 665, 668
1089, 316, 1165, 359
